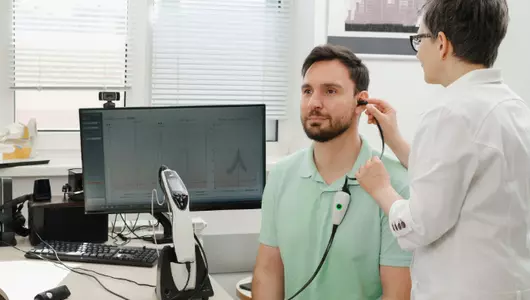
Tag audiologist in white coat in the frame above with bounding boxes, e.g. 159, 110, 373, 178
355, 0, 530, 299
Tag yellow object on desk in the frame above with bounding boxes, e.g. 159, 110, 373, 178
0, 118, 37, 161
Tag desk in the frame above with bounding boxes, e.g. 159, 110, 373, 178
0, 237, 234, 300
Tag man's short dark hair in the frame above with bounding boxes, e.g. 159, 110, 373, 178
301, 44, 369, 94
422, 0, 509, 67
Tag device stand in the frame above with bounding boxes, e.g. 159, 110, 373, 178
156, 245, 214, 300
143, 212, 173, 244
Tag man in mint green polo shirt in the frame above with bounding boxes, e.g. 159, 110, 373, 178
251, 44, 412, 300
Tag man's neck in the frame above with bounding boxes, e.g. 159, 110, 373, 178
441, 61, 487, 87
313, 129, 362, 184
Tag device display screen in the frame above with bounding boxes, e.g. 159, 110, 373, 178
166, 172, 185, 194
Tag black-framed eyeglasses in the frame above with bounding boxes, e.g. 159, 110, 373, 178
409, 33, 432, 52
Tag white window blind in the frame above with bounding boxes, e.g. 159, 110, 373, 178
151, 0, 292, 119
10, 0, 131, 90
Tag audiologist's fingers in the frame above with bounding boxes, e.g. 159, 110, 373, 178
366, 104, 386, 120
365, 111, 375, 124
366, 98, 393, 112
365, 98, 388, 105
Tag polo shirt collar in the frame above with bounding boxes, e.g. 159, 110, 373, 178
299, 135, 373, 183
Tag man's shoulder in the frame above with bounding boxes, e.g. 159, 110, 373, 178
377, 152, 409, 191
380, 154, 406, 175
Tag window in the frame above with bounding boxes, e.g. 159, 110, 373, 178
10, 0, 130, 130
150, 0, 292, 141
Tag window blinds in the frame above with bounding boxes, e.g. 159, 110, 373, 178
151, 0, 292, 119
10, 0, 130, 90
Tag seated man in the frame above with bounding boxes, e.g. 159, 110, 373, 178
251, 44, 412, 300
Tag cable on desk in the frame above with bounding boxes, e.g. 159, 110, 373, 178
0, 239, 131, 300
34, 231, 157, 288
109, 214, 130, 246
119, 214, 144, 240
32, 231, 155, 288
109, 213, 141, 245
70, 267, 155, 288
109, 214, 158, 245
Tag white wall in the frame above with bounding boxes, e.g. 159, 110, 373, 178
285, 0, 530, 155
495, 0, 530, 104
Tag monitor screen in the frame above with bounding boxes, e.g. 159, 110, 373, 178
79, 104, 266, 213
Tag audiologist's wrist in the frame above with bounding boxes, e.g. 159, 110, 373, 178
386, 131, 406, 150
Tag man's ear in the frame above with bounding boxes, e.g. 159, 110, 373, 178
354, 90, 369, 114
357, 91, 369, 102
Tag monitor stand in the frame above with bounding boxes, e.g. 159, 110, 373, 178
143, 212, 173, 244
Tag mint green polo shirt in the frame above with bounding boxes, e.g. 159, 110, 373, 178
259, 136, 412, 300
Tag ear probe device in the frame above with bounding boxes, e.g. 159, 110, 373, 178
357, 99, 368, 106
356, 99, 384, 158
332, 190, 351, 226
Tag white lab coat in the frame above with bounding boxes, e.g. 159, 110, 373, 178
389, 69, 530, 300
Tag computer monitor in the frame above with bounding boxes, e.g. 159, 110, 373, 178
79, 104, 266, 243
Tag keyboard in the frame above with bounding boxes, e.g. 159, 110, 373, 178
25, 240, 159, 268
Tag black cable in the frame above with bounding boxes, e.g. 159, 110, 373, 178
119, 214, 145, 240
287, 225, 339, 300
73, 267, 155, 288
185, 234, 209, 300
357, 100, 385, 160
116, 220, 160, 242
34, 231, 157, 290
343, 117, 385, 189
111, 214, 143, 244
374, 118, 385, 159
109, 214, 131, 246
341, 176, 351, 195
33, 231, 154, 287
182, 262, 191, 291
125, 213, 140, 235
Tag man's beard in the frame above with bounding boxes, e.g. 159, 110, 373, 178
301, 111, 352, 143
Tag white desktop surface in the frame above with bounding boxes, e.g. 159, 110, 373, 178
0, 237, 234, 300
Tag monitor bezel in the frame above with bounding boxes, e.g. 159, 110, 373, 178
79, 104, 266, 213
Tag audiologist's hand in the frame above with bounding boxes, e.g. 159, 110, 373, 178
357, 156, 401, 215
365, 98, 411, 169
356, 156, 391, 197
364, 98, 400, 146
